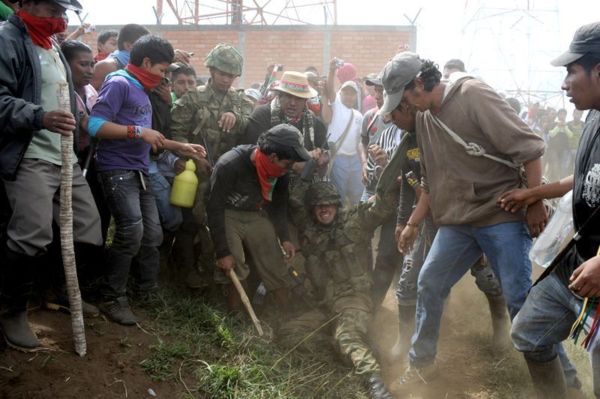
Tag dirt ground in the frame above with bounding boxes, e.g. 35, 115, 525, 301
0, 272, 594, 399
0, 309, 180, 399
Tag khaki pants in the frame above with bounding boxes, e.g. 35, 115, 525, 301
3, 158, 102, 256
214, 209, 290, 291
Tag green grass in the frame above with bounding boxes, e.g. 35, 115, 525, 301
137, 287, 368, 399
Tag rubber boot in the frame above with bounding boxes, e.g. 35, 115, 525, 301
390, 304, 415, 361
0, 248, 41, 351
525, 356, 568, 399
366, 372, 393, 399
486, 293, 510, 350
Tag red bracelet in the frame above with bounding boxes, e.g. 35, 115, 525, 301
126, 125, 136, 139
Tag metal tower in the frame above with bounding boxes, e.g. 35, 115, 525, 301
459, 0, 563, 107
155, 0, 337, 25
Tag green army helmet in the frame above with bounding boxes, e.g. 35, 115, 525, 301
204, 43, 243, 76
306, 182, 342, 208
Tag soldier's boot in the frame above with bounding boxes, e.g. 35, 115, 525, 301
0, 248, 41, 351
486, 293, 510, 350
390, 304, 415, 361
365, 372, 393, 399
525, 356, 568, 399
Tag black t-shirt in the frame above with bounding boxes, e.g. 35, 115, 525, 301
556, 110, 600, 285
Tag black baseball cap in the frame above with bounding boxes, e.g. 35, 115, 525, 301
262, 124, 311, 162
551, 22, 600, 66
52, 0, 83, 12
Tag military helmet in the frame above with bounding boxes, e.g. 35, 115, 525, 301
204, 43, 243, 76
306, 182, 342, 208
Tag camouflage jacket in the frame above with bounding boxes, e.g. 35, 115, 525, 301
170, 81, 253, 162
300, 191, 394, 312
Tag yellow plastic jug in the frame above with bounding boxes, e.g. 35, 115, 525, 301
170, 159, 198, 208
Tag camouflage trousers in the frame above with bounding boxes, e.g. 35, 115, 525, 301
278, 296, 380, 375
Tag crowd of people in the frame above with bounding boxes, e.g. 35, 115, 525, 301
1, 1, 600, 398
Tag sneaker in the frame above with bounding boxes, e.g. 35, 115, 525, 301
99, 297, 138, 326
398, 363, 439, 385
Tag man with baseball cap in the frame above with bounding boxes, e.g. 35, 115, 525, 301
500, 21, 600, 398
379, 52, 548, 385
0, 0, 103, 350
207, 124, 310, 312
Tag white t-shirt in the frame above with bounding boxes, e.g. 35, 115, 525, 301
327, 96, 363, 156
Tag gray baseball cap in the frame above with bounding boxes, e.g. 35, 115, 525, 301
378, 52, 422, 115
551, 22, 600, 66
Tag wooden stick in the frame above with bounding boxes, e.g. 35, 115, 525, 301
58, 83, 87, 356
229, 271, 263, 336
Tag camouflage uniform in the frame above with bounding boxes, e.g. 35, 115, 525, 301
279, 182, 394, 376
169, 44, 253, 286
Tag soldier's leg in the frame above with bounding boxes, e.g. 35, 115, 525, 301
277, 308, 330, 351
334, 303, 393, 399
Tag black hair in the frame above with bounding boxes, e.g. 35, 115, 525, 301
97, 30, 118, 46
129, 35, 174, 67
257, 134, 301, 161
444, 58, 465, 72
305, 66, 319, 74
117, 24, 150, 51
405, 59, 442, 92
575, 52, 600, 74
171, 64, 196, 79
60, 40, 92, 63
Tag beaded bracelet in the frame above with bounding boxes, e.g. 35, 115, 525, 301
126, 125, 143, 140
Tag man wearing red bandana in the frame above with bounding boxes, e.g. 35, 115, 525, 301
207, 124, 311, 312
0, 0, 104, 351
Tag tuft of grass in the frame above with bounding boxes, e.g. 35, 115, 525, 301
138, 286, 368, 398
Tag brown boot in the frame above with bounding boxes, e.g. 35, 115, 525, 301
486, 293, 511, 350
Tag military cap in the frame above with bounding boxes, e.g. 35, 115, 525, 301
204, 43, 243, 76
306, 182, 342, 208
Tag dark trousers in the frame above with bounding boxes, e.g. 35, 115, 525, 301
98, 170, 163, 299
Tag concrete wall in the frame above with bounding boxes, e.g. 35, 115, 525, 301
76, 24, 416, 87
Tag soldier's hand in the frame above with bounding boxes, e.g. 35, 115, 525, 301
141, 128, 166, 152
43, 110, 76, 136
526, 200, 547, 238
194, 158, 212, 176
218, 112, 237, 132
399, 224, 419, 255
281, 241, 296, 262
174, 158, 186, 174
217, 255, 236, 274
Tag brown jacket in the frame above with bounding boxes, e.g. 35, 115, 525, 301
417, 75, 545, 226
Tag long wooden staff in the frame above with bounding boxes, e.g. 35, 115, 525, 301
58, 83, 87, 356
229, 271, 263, 337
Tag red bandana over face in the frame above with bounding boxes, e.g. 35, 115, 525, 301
126, 63, 163, 91
254, 148, 287, 202
17, 10, 66, 50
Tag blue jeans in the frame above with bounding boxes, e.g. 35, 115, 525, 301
512, 271, 590, 393
147, 172, 182, 233
409, 222, 532, 367
98, 170, 163, 298
330, 154, 363, 206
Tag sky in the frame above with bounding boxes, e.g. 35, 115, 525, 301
72, 0, 600, 108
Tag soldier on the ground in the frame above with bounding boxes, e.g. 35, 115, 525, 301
279, 181, 395, 399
